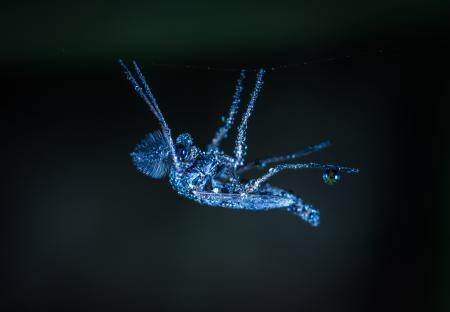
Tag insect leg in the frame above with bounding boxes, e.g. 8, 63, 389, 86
210, 69, 246, 148
245, 162, 359, 192
234, 68, 266, 167
288, 200, 320, 227
119, 60, 180, 171
236, 140, 331, 174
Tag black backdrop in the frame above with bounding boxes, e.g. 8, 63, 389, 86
2, 2, 450, 311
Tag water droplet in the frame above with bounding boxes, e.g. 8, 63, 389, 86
322, 169, 341, 185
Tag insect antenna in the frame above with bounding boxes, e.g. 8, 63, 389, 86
119, 59, 180, 171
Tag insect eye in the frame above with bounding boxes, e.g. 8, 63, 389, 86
175, 143, 188, 160
322, 169, 341, 185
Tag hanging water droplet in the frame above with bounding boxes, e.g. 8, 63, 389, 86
322, 169, 341, 185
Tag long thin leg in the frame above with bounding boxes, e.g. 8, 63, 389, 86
236, 140, 331, 175
234, 68, 266, 167
210, 69, 246, 148
245, 162, 359, 192
289, 200, 320, 227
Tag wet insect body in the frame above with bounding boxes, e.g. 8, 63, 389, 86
120, 60, 359, 226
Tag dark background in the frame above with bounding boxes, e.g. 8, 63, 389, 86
2, 1, 450, 311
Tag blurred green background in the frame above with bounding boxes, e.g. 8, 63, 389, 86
3, 1, 449, 65
2, 1, 449, 311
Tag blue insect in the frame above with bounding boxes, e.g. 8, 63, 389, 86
119, 60, 359, 226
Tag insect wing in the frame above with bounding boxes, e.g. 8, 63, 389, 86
193, 191, 296, 210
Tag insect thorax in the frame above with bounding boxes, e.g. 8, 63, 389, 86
169, 151, 222, 195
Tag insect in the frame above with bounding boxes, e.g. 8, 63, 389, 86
119, 60, 359, 226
